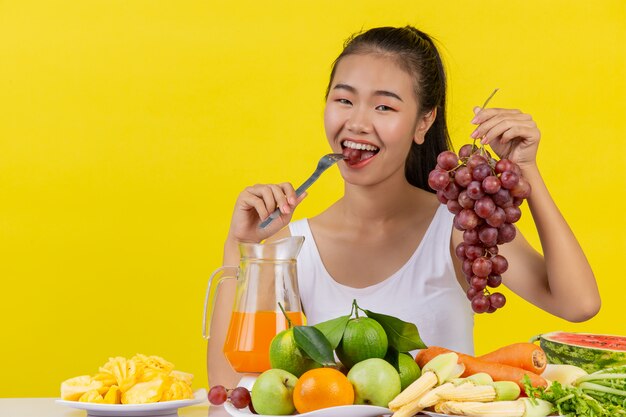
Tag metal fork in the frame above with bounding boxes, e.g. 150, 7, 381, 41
259, 153, 346, 229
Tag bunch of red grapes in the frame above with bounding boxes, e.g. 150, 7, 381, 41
428, 144, 531, 314
208, 385, 254, 412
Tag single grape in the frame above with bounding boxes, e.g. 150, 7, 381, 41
492, 188, 513, 208
455, 242, 467, 260
497, 223, 517, 244
500, 171, 520, 190
230, 387, 251, 409
428, 169, 450, 191
443, 182, 460, 200
472, 256, 493, 278
478, 226, 498, 247
513, 197, 524, 207
459, 144, 476, 159
458, 190, 475, 209
472, 163, 492, 182
490, 292, 507, 308
486, 305, 498, 313
465, 244, 483, 261
447, 199, 462, 215
462, 258, 474, 277
504, 206, 522, 223
437, 150, 459, 170
471, 294, 491, 313
482, 175, 501, 194
463, 228, 479, 245
436, 190, 448, 204
466, 181, 485, 200
510, 177, 531, 199
208, 385, 228, 406
475, 196, 496, 219
487, 274, 502, 288
495, 158, 514, 174
491, 255, 509, 275
454, 166, 473, 187
466, 287, 479, 301
486, 207, 506, 228
471, 275, 488, 291
467, 154, 488, 170
457, 209, 480, 230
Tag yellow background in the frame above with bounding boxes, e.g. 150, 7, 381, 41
1, 0, 625, 397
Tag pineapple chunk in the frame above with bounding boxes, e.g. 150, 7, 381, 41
121, 375, 166, 404
78, 389, 104, 403
60, 375, 104, 401
103, 385, 122, 404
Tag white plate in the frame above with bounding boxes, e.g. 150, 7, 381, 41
422, 412, 564, 417
55, 389, 207, 416
224, 376, 392, 417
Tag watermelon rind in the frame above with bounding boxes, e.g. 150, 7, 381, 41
531, 331, 626, 373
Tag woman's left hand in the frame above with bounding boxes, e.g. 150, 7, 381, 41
470, 107, 540, 169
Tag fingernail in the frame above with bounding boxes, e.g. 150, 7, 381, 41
288, 197, 296, 205
473, 106, 481, 114
470, 130, 478, 138
480, 137, 488, 144
471, 117, 479, 124
282, 204, 291, 214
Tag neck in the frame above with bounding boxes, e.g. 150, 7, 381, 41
339, 174, 420, 224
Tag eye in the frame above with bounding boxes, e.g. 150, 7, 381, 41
337, 98, 352, 105
375, 104, 394, 111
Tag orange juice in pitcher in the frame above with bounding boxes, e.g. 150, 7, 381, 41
223, 310, 304, 372
203, 236, 306, 374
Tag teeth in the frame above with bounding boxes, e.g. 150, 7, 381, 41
342, 140, 379, 152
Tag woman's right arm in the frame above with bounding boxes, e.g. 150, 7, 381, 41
206, 183, 305, 387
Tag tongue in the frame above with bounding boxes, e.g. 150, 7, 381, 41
343, 148, 375, 164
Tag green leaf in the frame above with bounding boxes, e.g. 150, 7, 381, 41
364, 309, 427, 352
313, 315, 350, 350
293, 326, 336, 367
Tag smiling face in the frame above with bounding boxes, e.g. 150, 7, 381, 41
324, 53, 434, 186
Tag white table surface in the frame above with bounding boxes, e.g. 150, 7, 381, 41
0, 398, 230, 417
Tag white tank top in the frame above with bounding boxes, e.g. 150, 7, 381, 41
289, 204, 475, 356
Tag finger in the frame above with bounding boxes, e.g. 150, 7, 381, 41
471, 108, 526, 125
471, 112, 532, 139
481, 120, 537, 145
277, 182, 298, 206
268, 184, 292, 215
257, 186, 279, 217
241, 193, 271, 221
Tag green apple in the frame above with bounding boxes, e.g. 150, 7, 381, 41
250, 368, 298, 415
347, 358, 401, 407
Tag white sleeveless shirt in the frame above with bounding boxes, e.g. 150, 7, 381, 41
289, 204, 475, 356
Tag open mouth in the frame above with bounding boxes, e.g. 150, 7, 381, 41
341, 140, 380, 165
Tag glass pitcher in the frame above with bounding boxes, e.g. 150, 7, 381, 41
203, 236, 305, 373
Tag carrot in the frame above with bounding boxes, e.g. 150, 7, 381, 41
477, 342, 547, 375
415, 346, 548, 393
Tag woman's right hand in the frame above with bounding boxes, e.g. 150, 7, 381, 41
227, 183, 306, 244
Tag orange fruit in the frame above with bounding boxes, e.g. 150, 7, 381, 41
293, 368, 355, 413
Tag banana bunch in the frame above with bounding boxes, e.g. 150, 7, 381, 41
60, 354, 194, 404
388, 352, 553, 417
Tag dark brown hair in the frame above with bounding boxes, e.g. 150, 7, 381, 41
326, 26, 452, 192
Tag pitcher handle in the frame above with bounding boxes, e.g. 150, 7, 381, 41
202, 266, 238, 339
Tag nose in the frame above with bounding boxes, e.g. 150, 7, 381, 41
346, 106, 372, 134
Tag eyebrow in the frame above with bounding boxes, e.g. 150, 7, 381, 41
333, 83, 403, 102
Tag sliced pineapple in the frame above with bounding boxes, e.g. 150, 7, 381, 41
161, 378, 194, 401
121, 375, 166, 404
60, 375, 104, 401
170, 370, 194, 386
103, 385, 122, 404
78, 389, 104, 403
99, 357, 138, 393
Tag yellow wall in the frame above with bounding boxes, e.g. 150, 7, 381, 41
1, 0, 624, 397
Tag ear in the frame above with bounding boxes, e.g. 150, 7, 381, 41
413, 108, 437, 145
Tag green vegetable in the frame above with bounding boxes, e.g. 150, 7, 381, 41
523, 370, 626, 417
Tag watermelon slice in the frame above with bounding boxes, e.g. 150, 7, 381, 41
531, 331, 626, 373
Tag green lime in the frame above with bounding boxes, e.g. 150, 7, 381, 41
397, 352, 421, 391
336, 317, 388, 369
269, 328, 322, 377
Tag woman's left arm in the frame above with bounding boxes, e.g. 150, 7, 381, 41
470, 107, 600, 321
